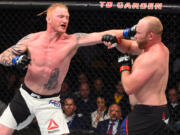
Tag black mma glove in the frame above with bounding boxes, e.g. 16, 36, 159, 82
12, 55, 31, 69
118, 53, 132, 72
102, 34, 121, 48
123, 25, 136, 40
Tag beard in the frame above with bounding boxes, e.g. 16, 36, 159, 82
136, 38, 148, 49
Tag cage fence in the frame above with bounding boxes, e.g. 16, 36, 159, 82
0, 1, 179, 135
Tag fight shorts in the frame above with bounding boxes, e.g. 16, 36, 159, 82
119, 104, 170, 135
0, 83, 69, 135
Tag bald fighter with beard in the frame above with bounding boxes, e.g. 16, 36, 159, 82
102, 16, 172, 135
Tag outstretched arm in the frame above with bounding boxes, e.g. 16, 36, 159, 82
74, 29, 124, 47
0, 35, 29, 66
74, 27, 142, 55
102, 25, 142, 55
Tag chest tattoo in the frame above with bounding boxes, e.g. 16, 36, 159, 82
44, 68, 60, 90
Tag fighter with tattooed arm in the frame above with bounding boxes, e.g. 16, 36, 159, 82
0, 3, 124, 135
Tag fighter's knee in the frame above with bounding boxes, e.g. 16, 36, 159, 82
0, 124, 14, 135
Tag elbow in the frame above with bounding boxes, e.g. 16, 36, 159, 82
124, 88, 134, 95
123, 85, 136, 95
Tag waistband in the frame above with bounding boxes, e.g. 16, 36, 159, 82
22, 83, 60, 99
133, 104, 168, 113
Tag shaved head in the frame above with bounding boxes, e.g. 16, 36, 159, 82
139, 16, 163, 36
135, 16, 163, 49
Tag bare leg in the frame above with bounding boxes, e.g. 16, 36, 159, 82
0, 124, 14, 135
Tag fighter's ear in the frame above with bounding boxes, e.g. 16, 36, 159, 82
46, 16, 51, 23
148, 32, 153, 41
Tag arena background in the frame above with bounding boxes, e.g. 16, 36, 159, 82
0, 0, 179, 135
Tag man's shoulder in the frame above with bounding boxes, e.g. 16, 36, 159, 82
152, 42, 168, 54
74, 114, 83, 120
27, 31, 44, 40
61, 33, 78, 43
140, 46, 161, 63
151, 43, 169, 63
91, 110, 97, 116
98, 119, 109, 125
64, 33, 76, 38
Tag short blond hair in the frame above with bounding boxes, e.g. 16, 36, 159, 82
143, 16, 163, 36
37, 3, 68, 16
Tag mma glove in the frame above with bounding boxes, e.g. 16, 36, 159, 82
12, 55, 31, 69
102, 34, 121, 47
118, 53, 132, 72
102, 25, 136, 47
123, 25, 136, 40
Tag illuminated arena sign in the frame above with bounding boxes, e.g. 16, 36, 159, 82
99, 1, 163, 10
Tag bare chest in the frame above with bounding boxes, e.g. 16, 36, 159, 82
28, 40, 77, 67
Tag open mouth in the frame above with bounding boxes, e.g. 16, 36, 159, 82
61, 24, 66, 29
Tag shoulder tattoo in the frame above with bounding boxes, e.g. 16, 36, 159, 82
75, 33, 87, 44
10, 35, 30, 55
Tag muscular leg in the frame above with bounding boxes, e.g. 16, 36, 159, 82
0, 124, 14, 135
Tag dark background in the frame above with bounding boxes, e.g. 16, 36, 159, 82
0, 0, 179, 103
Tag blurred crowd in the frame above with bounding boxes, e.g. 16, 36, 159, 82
0, 67, 180, 135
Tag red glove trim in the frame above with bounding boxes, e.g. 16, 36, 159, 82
120, 65, 130, 72
116, 36, 121, 45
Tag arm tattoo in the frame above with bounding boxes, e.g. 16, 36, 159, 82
21, 35, 30, 41
10, 44, 24, 55
0, 35, 30, 66
11, 35, 30, 55
75, 33, 87, 44
0, 51, 13, 66
44, 68, 60, 90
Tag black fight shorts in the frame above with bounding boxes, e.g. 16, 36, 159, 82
119, 104, 169, 135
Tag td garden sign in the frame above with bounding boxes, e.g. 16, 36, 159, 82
99, 1, 162, 10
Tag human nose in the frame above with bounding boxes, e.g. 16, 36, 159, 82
111, 111, 116, 115
134, 34, 137, 39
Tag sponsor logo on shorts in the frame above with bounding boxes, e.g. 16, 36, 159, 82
162, 112, 169, 124
162, 118, 169, 124
49, 100, 61, 108
48, 119, 59, 133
